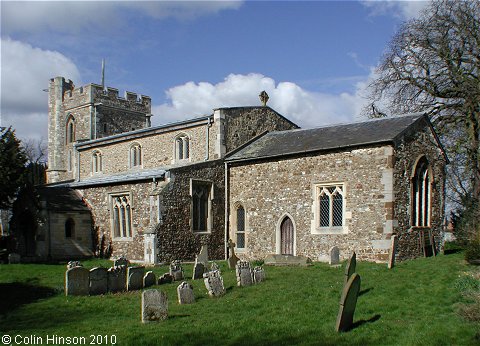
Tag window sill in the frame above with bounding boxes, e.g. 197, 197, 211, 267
311, 226, 347, 235
113, 237, 133, 242
192, 231, 211, 235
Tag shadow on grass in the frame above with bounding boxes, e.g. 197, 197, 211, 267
351, 314, 381, 331
359, 287, 373, 297
0, 282, 56, 315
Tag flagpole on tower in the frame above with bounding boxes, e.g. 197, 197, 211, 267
101, 59, 105, 88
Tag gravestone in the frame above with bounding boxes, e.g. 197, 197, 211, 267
158, 273, 174, 285
143, 271, 156, 288
89, 267, 108, 295
141, 289, 168, 323
127, 266, 145, 291
114, 256, 129, 267
196, 245, 209, 266
344, 252, 357, 285
210, 262, 221, 273
8, 253, 21, 264
108, 266, 126, 292
65, 266, 89, 296
336, 273, 361, 332
253, 266, 266, 283
236, 261, 254, 287
388, 235, 398, 269
227, 239, 240, 269
329, 246, 340, 265
67, 260, 82, 269
169, 260, 184, 281
203, 270, 225, 297
192, 262, 206, 280
177, 281, 195, 305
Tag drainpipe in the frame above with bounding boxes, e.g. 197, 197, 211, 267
224, 161, 229, 260
205, 116, 212, 161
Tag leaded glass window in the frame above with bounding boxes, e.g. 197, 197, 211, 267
236, 205, 245, 249
112, 195, 133, 238
318, 184, 344, 228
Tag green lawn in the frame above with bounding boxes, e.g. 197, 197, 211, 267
0, 253, 478, 345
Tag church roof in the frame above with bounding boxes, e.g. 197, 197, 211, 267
225, 113, 434, 162
37, 187, 90, 212
66, 167, 167, 188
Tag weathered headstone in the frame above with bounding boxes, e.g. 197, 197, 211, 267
196, 245, 209, 266
67, 260, 82, 269
177, 281, 195, 305
344, 252, 356, 285
236, 261, 254, 287
210, 262, 221, 273
203, 270, 225, 297
8, 253, 21, 264
107, 266, 126, 292
336, 273, 361, 332
144, 271, 156, 288
253, 266, 266, 283
127, 266, 145, 291
192, 262, 206, 280
141, 289, 168, 323
65, 266, 90, 296
388, 235, 398, 269
114, 256, 129, 267
329, 246, 340, 265
89, 267, 108, 295
169, 260, 184, 281
158, 273, 174, 285
227, 239, 240, 269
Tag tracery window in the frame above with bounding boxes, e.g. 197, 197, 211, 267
112, 194, 133, 238
412, 157, 431, 227
191, 180, 212, 233
175, 134, 190, 161
314, 183, 345, 232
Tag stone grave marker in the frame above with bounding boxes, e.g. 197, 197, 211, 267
192, 262, 206, 280
114, 256, 129, 267
196, 244, 209, 266
127, 266, 145, 291
388, 235, 398, 269
210, 262, 221, 273
253, 266, 266, 283
8, 253, 21, 264
227, 239, 240, 269
329, 246, 340, 265
169, 260, 184, 281
144, 271, 156, 288
107, 266, 126, 292
236, 261, 254, 287
177, 281, 195, 305
336, 273, 361, 332
158, 273, 174, 285
65, 266, 90, 296
344, 252, 356, 285
203, 270, 225, 297
141, 289, 168, 323
89, 267, 108, 295
67, 260, 82, 269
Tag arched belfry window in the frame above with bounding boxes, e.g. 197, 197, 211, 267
92, 150, 102, 173
130, 143, 142, 168
66, 116, 75, 144
65, 218, 75, 238
412, 157, 431, 227
175, 134, 190, 161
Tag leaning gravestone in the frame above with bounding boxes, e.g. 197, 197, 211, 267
143, 271, 156, 288
210, 262, 221, 273
203, 270, 225, 297
65, 266, 90, 296
169, 260, 184, 281
388, 235, 398, 269
141, 289, 168, 323
114, 256, 129, 267
158, 273, 174, 285
89, 267, 108, 295
192, 262, 206, 280
329, 246, 340, 265
177, 281, 195, 304
127, 266, 145, 291
196, 244, 209, 267
67, 260, 82, 269
344, 252, 357, 285
236, 261, 254, 287
336, 273, 361, 332
253, 266, 266, 283
227, 239, 240, 269
108, 266, 126, 292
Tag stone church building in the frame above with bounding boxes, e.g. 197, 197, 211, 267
28, 76, 447, 263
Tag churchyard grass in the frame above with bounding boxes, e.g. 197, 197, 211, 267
1, 253, 478, 345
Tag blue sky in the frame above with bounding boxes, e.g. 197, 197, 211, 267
1, 0, 429, 141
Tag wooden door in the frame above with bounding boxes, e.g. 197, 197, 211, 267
280, 217, 294, 255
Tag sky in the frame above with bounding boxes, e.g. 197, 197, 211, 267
0, 0, 430, 142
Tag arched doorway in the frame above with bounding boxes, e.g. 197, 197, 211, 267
280, 216, 294, 255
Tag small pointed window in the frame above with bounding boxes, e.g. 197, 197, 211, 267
236, 205, 245, 249
66, 117, 75, 144
175, 134, 190, 161
92, 150, 102, 173
130, 143, 142, 168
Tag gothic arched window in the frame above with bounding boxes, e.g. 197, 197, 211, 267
66, 117, 75, 144
130, 143, 142, 168
92, 150, 102, 173
175, 134, 190, 161
412, 157, 431, 227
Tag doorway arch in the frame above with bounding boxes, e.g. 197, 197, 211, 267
276, 214, 296, 255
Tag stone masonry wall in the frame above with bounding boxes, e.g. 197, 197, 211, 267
228, 145, 393, 262
393, 121, 447, 261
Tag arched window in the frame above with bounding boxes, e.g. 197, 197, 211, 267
130, 143, 142, 168
175, 134, 190, 161
191, 180, 212, 233
236, 205, 245, 249
65, 218, 75, 238
412, 157, 431, 227
92, 150, 102, 173
318, 185, 344, 228
112, 195, 133, 238
66, 117, 75, 144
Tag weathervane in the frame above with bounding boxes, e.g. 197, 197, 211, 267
259, 90, 269, 106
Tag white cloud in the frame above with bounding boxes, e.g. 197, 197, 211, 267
361, 0, 429, 20
152, 73, 372, 129
0, 38, 81, 140
1, 1, 243, 34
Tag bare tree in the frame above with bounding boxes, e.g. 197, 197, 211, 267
364, 0, 480, 222
22, 137, 47, 164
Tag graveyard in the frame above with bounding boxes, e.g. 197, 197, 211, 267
1, 252, 479, 345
